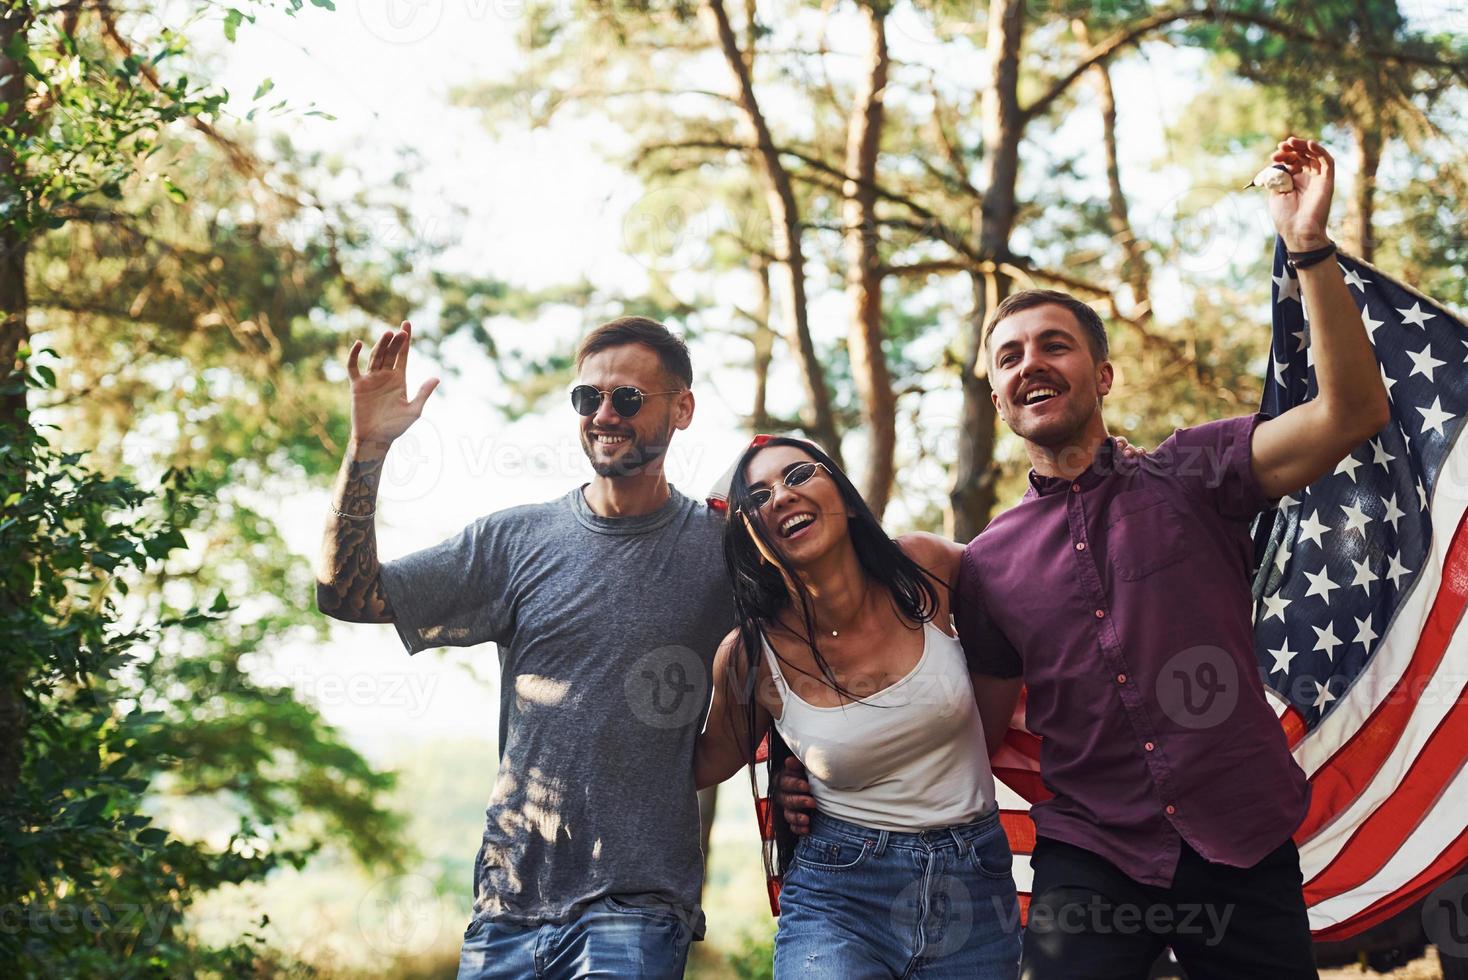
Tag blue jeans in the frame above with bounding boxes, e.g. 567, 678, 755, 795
456, 897, 692, 979
775, 810, 1021, 979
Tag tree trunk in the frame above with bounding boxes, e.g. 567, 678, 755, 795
750, 256, 774, 431
1075, 19, 1152, 321
704, 0, 843, 463
947, 272, 1002, 542
843, 2, 895, 518
697, 784, 718, 891
1348, 118, 1381, 264
0, 0, 34, 800
948, 0, 1023, 539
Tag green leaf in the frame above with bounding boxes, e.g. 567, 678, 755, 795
310, 0, 336, 9
162, 178, 188, 203
137, 827, 168, 846
210, 590, 229, 613
224, 8, 244, 42
253, 78, 274, 101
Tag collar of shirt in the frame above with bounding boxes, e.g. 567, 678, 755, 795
1026, 437, 1119, 497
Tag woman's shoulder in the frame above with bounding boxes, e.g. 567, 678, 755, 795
896, 531, 962, 580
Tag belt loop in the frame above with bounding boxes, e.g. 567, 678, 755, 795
949, 828, 970, 857
874, 830, 890, 857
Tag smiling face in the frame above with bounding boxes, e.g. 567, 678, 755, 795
577, 343, 693, 477
988, 303, 1113, 449
741, 445, 852, 569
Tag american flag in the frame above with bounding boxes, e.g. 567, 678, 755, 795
986, 240, 1468, 938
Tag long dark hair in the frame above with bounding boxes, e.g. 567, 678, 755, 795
719, 436, 942, 880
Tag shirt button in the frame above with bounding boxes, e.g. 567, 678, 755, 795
1075, 542, 1086, 551
1165, 804, 1176, 815
1094, 609, 1105, 618
1145, 742, 1155, 752
1116, 674, 1126, 684
1071, 484, 1082, 493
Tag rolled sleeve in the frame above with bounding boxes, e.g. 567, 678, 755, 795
954, 545, 1022, 679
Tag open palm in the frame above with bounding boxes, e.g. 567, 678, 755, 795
1266, 136, 1335, 251
348, 321, 440, 446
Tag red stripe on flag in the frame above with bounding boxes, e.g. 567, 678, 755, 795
1303, 706, 1468, 904
1280, 706, 1308, 748
1295, 507, 1468, 842
1310, 824, 1468, 942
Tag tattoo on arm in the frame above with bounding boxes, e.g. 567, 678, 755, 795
317, 451, 395, 623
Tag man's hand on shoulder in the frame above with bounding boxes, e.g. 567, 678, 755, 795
775, 756, 816, 834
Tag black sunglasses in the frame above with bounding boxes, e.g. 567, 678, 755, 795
745, 461, 829, 510
570, 384, 683, 418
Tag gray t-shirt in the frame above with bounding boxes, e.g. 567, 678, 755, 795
379, 486, 734, 935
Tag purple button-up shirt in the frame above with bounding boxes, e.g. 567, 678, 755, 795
956, 414, 1310, 887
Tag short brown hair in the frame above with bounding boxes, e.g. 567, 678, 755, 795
983, 289, 1109, 364
575, 316, 693, 387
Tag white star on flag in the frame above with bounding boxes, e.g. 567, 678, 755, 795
1292, 328, 1309, 353
1417, 397, 1455, 438
1385, 553, 1412, 588
1260, 591, 1291, 623
1370, 438, 1396, 471
1312, 622, 1342, 660
1349, 557, 1378, 594
1353, 615, 1379, 651
1341, 265, 1370, 291
1381, 493, 1405, 532
1396, 301, 1435, 328
1333, 453, 1364, 482
1274, 359, 1289, 385
1340, 502, 1373, 537
1268, 640, 1297, 674
1417, 478, 1428, 510
1274, 271, 1302, 303
1361, 304, 1385, 341
1407, 343, 1447, 382
1273, 540, 1293, 574
1312, 677, 1338, 710
1380, 364, 1397, 396
1298, 511, 1331, 548
1305, 566, 1339, 603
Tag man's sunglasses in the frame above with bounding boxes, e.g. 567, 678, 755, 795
745, 460, 830, 510
570, 385, 682, 418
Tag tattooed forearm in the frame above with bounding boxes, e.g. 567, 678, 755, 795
317, 443, 395, 623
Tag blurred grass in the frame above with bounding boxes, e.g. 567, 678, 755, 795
187, 737, 777, 978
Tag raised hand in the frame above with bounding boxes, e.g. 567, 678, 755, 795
347, 321, 440, 452
1267, 137, 1335, 252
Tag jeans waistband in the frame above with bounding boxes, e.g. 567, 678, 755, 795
807, 807, 1001, 854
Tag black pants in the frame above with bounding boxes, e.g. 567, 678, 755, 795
1021, 837, 1318, 980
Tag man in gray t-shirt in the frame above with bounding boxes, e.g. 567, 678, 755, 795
317, 316, 734, 979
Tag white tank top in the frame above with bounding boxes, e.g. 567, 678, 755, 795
763, 622, 998, 832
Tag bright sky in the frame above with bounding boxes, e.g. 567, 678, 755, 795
191, 0, 1406, 752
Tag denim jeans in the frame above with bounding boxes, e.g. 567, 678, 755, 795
774, 810, 1022, 979
456, 897, 692, 979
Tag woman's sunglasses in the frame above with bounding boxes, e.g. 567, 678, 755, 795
570, 384, 682, 418
745, 460, 829, 510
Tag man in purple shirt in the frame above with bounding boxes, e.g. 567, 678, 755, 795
956, 138, 1387, 978
780, 137, 1389, 977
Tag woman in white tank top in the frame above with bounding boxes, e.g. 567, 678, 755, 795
696, 436, 1021, 979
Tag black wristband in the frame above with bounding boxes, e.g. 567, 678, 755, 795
1286, 241, 1337, 271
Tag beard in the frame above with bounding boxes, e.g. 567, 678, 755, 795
1004, 391, 1099, 448
581, 425, 672, 477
